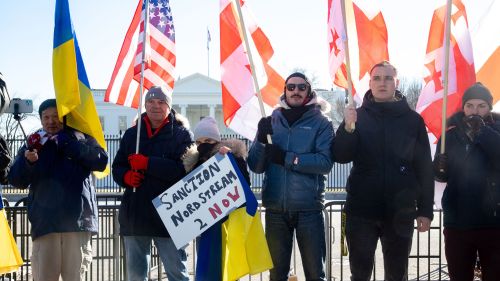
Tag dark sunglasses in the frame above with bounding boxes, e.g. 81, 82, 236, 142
286, 83, 308, 92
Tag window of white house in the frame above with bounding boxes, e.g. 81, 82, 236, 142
119, 116, 127, 132
99, 116, 105, 131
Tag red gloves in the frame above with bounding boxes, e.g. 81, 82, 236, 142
124, 170, 144, 188
126, 154, 148, 188
128, 154, 149, 171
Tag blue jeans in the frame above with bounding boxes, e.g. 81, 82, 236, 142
345, 215, 414, 281
265, 210, 326, 281
123, 236, 189, 281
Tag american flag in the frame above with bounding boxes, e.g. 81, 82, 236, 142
105, 0, 176, 108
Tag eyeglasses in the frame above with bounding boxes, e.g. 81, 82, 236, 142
286, 83, 308, 92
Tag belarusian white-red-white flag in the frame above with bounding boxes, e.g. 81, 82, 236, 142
220, 0, 284, 140
327, 0, 389, 103
416, 0, 475, 139
472, 0, 500, 111
105, 0, 176, 108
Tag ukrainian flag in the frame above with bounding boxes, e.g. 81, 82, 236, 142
196, 156, 273, 281
0, 207, 23, 275
53, 0, 108, 177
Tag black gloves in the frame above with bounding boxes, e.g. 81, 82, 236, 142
464, 115, 485, 141
266, 144, 285, 166
433, 153, 448, 182
257, 117, 273, 144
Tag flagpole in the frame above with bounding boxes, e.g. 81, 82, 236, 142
207, 27, 210, 78
440, 0, 452, 154
233, 0, 272, 144
340, 0, 355, 131
134, 0, 150, 192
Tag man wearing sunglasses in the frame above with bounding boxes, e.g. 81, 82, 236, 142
248, 72, 334, 281
332, 61, 434, 281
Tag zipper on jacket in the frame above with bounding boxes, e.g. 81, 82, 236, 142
283, 128, 291, 211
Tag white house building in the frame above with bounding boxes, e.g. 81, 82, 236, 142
93, 73, 236, 136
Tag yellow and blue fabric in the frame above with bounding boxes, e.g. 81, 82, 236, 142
195, 154, 273, 281
0, 200, 23, 274
53, 0, 108, 177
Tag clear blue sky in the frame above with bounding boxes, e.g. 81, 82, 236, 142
0, 0, 492, 107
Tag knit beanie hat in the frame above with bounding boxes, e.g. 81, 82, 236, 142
38, 99, 57, 116
285, 72, 312, 86
462, 82, 493, 109
194, 117, 221, 142
145, 85, 172, 108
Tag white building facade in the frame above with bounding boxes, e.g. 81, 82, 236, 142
93, 73, 236, 136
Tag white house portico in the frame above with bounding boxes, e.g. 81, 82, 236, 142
93, 73, 236, 136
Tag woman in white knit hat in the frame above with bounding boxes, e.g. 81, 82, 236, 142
183, 116, 252, 277
184, 116, 250, 183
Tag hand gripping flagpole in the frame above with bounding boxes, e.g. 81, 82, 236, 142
133, 0, 150, 192
340, 0, 356, 131
233, 0, 272, 144
440, 0, 453, 154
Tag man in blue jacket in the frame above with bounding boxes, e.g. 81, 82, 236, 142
9, 98, 108, 281
248, 72, 334, 281
112, 86, 193, 281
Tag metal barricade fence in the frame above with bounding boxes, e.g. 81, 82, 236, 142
1, 196, 448, 281
0, 136, 353, 195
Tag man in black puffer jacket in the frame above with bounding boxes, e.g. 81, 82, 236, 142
332, 61, 434, 281
113, 86, 193, 281
434, 83, 500, 281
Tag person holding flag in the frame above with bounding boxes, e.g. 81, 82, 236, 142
112, 86, 193, 281
248, 72, 334, 281
433, 83, 500, 281
9, 99, 108, 281
332, 61, 434, 281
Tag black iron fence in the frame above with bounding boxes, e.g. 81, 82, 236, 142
2, 135, 352, 194
1, 196, 450, 281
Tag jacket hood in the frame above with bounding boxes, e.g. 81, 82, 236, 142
182, 138, 248, 173
278, 91, 331, 114
362, 90, 411, 117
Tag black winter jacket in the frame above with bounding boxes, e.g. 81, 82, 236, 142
9, 128, 108, 239
113, 111, 193, 237
434, 112, 500, 229
333, 91, 434, 222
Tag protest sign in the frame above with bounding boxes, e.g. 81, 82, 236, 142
153, 152, 248, 249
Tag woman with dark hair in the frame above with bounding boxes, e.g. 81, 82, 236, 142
434, 82, 500, 281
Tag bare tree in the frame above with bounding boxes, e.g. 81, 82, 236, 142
289, 67, 320, 88
0, 113, 39, 150
317, 90, 346, 130
398, 77, 422, 111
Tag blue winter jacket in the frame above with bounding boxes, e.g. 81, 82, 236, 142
248, 95, 334, 212
9, 128, 108, 240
